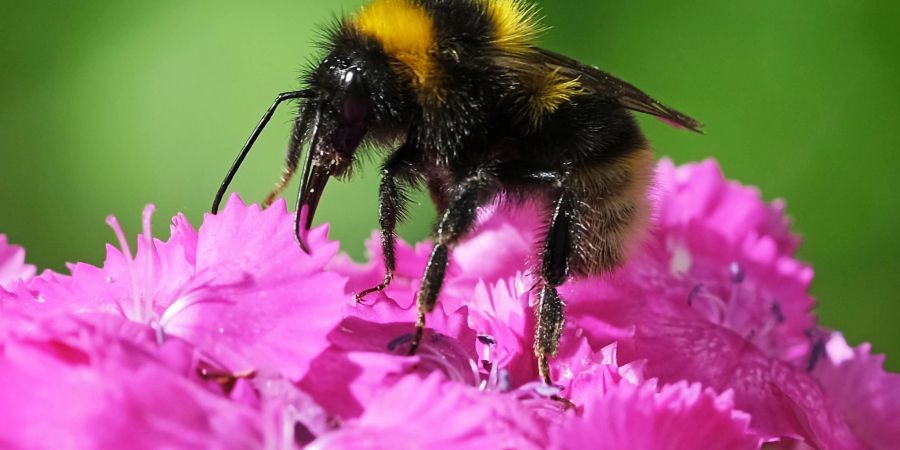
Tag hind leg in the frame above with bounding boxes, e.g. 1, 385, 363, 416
535, 189, 576, 384
538, 152, 653, 382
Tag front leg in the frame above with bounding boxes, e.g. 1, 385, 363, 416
355, 142, 419, 302
409, 168, 496, 354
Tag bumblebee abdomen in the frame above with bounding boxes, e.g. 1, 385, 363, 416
512, 92, 653, 277
567, 146, 654, 277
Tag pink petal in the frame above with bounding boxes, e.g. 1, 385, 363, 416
300, 297, 478, 419
449, 200, 543, 284
0, 315, 261, 449
811, 333, 900, 449
25, 195, 347, 381
311, 373, 552, 450
552, 341, 649, 408
553, 381, 758, 450
0, 234, 36, 290
621, 313, 866, 449
160, 195, 347, 379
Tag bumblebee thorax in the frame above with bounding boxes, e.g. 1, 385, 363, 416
348, 0, 542, 103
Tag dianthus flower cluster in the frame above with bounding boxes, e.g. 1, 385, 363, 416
0, 159, 896, 449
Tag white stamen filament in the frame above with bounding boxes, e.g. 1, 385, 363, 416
417, 348, 469, 384
141, 205, 160, 339
105, 215, 142, 322
160, 290, 235, 330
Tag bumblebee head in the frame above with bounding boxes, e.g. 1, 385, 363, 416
210, 28, 416, 254
306, 55, 372, 178
293, 49, 410, 251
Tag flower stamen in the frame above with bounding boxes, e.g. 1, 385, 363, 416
141, 205, 158, 332
105, 214, 142, 322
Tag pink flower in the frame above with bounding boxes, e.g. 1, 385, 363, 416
310, 341, 754, 450
332, 158, 894, 448
0, 234, 36, 290
648, 159, 815, 361
19, 195, 347, 380
1, 158, 895, 449
0, 314, 262, 449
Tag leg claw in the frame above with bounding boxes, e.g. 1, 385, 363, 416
550, 394, 577, 411
355, 273, 393, 303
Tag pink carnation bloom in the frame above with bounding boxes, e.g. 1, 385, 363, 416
0, 314, 261, 449
1, 159, 897, 449
16, 196, 346, 381
582, 161, 865, 448
333, 158, 897, 448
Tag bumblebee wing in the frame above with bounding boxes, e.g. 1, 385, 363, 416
507, 48, 703, 133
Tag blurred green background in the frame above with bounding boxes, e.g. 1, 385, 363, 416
1, 1, 897, 368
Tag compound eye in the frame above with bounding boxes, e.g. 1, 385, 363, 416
338, 69, 368, 125
342, 95, 368, 125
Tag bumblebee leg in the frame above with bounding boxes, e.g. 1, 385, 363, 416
425, 176, 450, 213
409, 170, 495, 355
535, 190, 575, 385
354, 171, 403, 301
356, 143, 419, 302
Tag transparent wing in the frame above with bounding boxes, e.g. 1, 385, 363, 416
503, 47, 703, 132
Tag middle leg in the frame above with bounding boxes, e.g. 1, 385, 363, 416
408, 169, 496, 355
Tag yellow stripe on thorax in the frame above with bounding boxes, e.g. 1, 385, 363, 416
523, 68, 584, 124
484, 0, 543, 53
353, 0, 437, 90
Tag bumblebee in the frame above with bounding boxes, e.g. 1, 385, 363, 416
212, 0, 701, 385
